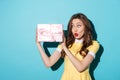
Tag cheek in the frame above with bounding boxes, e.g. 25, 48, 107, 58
78, 30, 84, 37
79, 27, 85, 35
71, 29, 74, 34
81, 31, 84, 36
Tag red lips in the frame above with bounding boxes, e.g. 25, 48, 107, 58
74, 33, 78, 36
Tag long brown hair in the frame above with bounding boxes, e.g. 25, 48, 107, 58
61, 13, 93, 58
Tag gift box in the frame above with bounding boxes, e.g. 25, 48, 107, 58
37, 24, 63, 42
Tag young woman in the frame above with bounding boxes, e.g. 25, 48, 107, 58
36, 13, 100, 80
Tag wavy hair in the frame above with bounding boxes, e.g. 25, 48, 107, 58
61, 13, 93, 58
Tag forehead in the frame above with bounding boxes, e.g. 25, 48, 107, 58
72, 19, 83, 24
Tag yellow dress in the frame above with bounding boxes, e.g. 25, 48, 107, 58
57, 40, 99, 80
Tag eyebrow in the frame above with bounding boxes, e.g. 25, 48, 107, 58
72, 22, 81, 24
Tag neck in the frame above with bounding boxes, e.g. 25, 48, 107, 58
75, 38, 83, 43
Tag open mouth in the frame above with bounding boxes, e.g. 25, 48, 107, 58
74, 33, 78, 37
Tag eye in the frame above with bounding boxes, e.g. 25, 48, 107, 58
77, 25, 81, 28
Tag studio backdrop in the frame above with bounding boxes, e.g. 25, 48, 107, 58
0, 0, 120, 80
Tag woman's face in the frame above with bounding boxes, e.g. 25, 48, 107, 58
71, 19, 85, 39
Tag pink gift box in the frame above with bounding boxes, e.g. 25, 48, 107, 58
37, 24, 63, 42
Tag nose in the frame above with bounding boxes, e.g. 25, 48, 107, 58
73, 26, 77, 32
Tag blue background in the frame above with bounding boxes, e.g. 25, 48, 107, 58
0, 0, 120, 80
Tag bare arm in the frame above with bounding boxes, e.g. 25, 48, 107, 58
36, 29, 61, 68
62, 45, 94, 72
61, 37, 99, 72
36, 42, 61, 68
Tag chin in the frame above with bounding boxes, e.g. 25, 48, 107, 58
74, 35, 83, 39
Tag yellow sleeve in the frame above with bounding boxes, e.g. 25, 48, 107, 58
56, 44, 62, 53
87, 40, 100, 54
